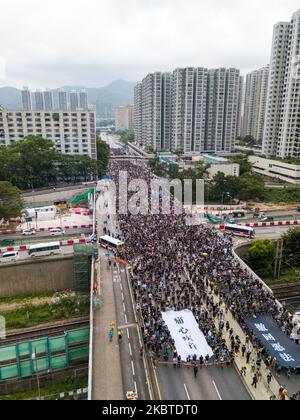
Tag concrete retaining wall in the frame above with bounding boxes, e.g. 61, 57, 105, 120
22, 188, 87, 206
0, 257, 74, 297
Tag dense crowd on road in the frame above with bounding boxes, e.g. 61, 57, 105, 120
107, 161, 299, 388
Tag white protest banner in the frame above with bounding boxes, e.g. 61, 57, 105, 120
162, 310, 213, 361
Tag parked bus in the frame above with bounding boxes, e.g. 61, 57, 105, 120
28, 242, 61, 258
99, 236, 125, 253
223, 224, 255, 239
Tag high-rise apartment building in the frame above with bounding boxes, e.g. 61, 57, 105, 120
134, 83, 143, 145
0, 107, 97, 159
43, 89, 54, 111
21, 87, 32, 111
115, 105, 134, 132
263, 9, 300, 157
134, 67, 240, 154
58, 89, 68, 112
79, 90, 88, 110
236, 76, 244, 138
242, 66, 269, 144
136, 72, 172, 151
205, 68, 240, 153
34, 89, 44, 111
70, 91, 79, 112
172, 67, 208, 153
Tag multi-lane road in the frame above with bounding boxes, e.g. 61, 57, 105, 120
255, 225, 293, 240
0, 227, 92, 242
157, 364, 250, 400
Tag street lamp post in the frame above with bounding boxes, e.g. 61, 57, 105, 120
222, 192, 231, 205
32, 349, 41, 400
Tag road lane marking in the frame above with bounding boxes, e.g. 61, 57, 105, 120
183, 384, 191, 401
125, 314, 128, 324
129, 343, 132, 356
134, 381, 138, 397
121, 292, 125, 302
212, 380, 222, 400
123, 302, 126, 312
131, 361, 135, 376
127, 329, 130, 339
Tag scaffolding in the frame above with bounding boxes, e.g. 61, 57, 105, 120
74, 244, 98, 295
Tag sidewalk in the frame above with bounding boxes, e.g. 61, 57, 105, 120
92, 250, 124, 400
187, 272, 282, 400
210, 292, 282, 400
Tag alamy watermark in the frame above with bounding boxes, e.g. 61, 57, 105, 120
0, 316, 6, 340
96, 171, 205, 225
292, 55, 300, 80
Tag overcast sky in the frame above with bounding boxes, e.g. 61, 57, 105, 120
0, 0, 299, 89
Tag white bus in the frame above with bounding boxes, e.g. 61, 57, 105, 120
223, 224, 255, 239
99, 236, 125, 253
28, 242, 61, 258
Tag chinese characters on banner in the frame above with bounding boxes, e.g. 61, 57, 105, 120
161, 310, 214, 361
245, 315, 300, 368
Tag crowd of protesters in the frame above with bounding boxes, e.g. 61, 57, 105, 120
107, 161, 299, 385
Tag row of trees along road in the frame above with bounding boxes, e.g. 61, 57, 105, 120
246, 228, 300, 281
0, 135, 110, 220
149, 154, 265, 203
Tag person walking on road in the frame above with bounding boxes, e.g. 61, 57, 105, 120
194, 365, 198, 378
246, 349, 252, 364
118, 329, 124, 341
108, 329, 114, 342
267, 372, 273, 388
251, 374, 258, 389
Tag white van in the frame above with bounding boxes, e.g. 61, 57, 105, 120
49, 228, 65, 236
0, 251, 19, 263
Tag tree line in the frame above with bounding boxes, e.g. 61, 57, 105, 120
149, 154, 265, 203
0, 135, 110, 190
0, 135, 110, 221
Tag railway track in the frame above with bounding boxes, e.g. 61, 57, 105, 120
0, 317, 90, 346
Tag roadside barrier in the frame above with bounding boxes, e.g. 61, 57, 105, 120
0, 238, 89, 254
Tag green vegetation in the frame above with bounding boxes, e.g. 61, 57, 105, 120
116, 129, 134, 144
282, 227, 300, 267
207, 172, 265, 203
229, 154, 253, 176
247, 239, 276, 277
2, 296, 90, 329
0, 375, 88, 400
148, 157, 168, 177
242, 228, 300, 285
0, 292, 54, 305
0, 181, 23, 220
271, 156, 300, 165
144, 145, 154, 154
237, 135, 258, 147
263, 186, 300, 204
96, 136, 110, 178
0, 136, 104, 190
98, 119, 114, 127
259, 267, 300, 286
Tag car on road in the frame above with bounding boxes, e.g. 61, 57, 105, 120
0, 251, 19, 263
49, 228, 65, 236
22, 229, 36, 236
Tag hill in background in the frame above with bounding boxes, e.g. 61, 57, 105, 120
0, 79, 135, 117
